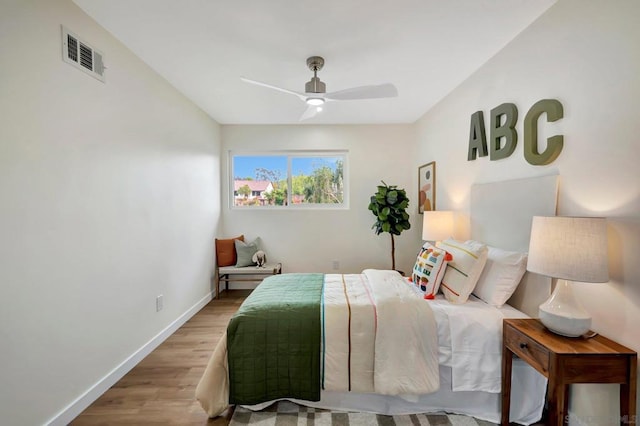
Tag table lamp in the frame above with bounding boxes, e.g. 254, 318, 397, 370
527, 216, 609, 337
422, 210, 454, 242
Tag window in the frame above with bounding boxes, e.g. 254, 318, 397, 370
230, 151, 348, 209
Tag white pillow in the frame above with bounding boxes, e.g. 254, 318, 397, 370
436, 239, 488, 303
472, 245, 527, 307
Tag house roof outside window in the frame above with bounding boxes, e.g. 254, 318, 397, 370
234, 180, 272, 192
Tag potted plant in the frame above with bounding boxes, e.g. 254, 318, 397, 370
368, 181, 411, 271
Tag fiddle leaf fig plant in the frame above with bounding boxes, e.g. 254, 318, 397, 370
368, 181, 411, 270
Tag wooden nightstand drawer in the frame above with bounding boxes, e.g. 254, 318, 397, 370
504, 322, 549, 375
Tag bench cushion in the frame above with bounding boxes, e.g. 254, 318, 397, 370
219, 263, 281, 275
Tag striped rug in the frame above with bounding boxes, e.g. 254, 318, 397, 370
230, 401, 498, 425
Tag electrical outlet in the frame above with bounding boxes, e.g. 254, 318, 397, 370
332, 260, 339, 270
156, 294, 163, 312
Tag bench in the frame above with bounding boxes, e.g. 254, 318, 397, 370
214, 235, 282, 298
216, 263, 282, 299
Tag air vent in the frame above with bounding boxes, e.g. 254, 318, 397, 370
61, 26, 105, 82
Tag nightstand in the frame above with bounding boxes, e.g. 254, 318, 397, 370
501, 318, 637, 426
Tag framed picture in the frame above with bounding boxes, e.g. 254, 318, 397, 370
418, 161, 435, 214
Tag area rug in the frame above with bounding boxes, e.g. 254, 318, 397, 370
229, 401, 498, 425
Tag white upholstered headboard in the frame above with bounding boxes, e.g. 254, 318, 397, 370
470, 174, 558, 316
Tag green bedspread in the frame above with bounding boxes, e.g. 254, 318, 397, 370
227, 273, 323, 405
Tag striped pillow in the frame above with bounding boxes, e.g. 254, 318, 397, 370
411, 243, 452, 299
436, 239, 488, 303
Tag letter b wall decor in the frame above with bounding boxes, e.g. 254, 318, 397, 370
467, 99, 564, 166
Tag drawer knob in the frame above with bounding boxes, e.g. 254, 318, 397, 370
519, 342, 528, 349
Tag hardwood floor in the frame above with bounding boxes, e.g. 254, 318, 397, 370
72, 290, 251, 426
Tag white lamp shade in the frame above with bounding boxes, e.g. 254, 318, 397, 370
422, 210, 454, 242
527, 216, 609, 283
528, 216, 609, 337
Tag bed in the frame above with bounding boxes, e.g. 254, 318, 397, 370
196, 174, 559, 424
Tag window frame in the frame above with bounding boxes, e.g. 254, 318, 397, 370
229, 150, 349, 210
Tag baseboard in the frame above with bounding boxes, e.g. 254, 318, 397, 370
46, 291, 214, 426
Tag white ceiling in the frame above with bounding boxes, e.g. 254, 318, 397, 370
73, 0, 556, 125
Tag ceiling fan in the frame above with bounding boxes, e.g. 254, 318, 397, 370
241, 56, 398, 121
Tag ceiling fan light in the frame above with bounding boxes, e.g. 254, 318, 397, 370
306, 97, 325, 106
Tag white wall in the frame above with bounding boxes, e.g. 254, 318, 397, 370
415, 0, 640, 422
0, 1, 221, 425
221, 125, 418, 276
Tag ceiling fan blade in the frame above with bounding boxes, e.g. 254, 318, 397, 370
299, 105, 320, 121
240, 77, 306, 101
325, 83, 398, 101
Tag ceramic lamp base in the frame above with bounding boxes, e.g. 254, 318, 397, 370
539, 308, 591, 337
538, 279, 591, 337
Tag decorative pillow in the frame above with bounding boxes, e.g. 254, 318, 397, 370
436, 239, 488, 303
411, 243, 452, 299
215, 235, 244, 267
234, 237, 262, 267
472, 245, 527, 307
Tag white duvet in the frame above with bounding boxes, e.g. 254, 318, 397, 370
196, 270, 440, 417
324, 269, 440, 395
